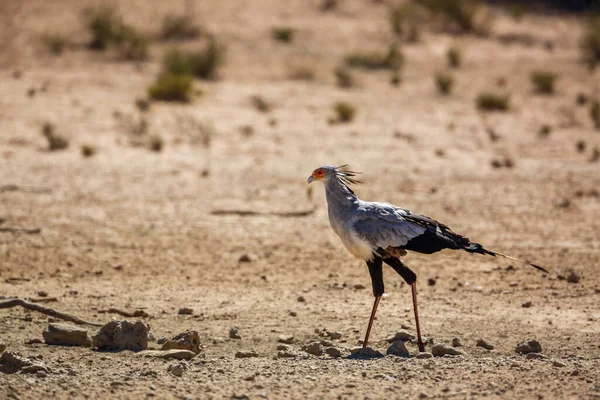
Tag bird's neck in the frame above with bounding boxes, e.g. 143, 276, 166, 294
324, 177, 357, 208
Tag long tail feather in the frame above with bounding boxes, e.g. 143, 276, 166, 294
464, 242, 548, 274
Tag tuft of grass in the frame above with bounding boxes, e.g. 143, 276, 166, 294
42, 34, 67, 55
334, 67, 354, 88
580, 17, 600, 68
591, 100, 600, 129
539, 124, 552, 138
148, 135, 164, 152
148, 73, 193, 102
389, 3, 420, 40
41, 122, 69, 151
531, 71, 557, 94
435, 72, 454, 95
320, 0, 338, 12
345, 44, 403, 71
163, 38, 224, 80
86, 7, 148, 60
419, 0, 478, 33
272, 27, 294, 43
81, 144, 97, 157
161, 14, 201, 40
332, 102, 356, 123
447, 46, 461, 68
477, 92, 509, 111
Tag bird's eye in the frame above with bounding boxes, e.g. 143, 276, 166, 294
317, 170, 324, 176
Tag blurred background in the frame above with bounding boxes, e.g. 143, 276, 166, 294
1, 0, 599, 398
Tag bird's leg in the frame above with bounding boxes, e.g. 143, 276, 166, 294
363, 296, 381, 349
411, 282, 425, 352
382, 257, 425, 352
364, 256, 384, 349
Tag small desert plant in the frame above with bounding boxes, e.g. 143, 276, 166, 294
148, 73, 193, 102
148, 135, 164, 152
163, 38, 224, 80
117, 26, 149, 60
332, 102, 356, 123
435, 72, 454, 94
272, 27, 294, 43
477, 92, 509, 111
41, 122, 69, 151
86, 7, 148, 60
42, 34, 67, 55
447, 46, 461, 68
320, 0, 338, 12
419, 0, 478, 33
345, 44, 403, 70
161, 14, 201, 40
334, 67, 354, 88
580, 17, 600, 68
591, 100, 600, 129
539, 124, 552, 137
531, 71, 557, 94
81, 144, 97, 157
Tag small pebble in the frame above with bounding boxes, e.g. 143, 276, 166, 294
516, 339, 542, 354
522, 301, 532, 308
476, 338, 495, 350
178, 307, 193, 315
451, 337, 462, 347
567, 271, 580, 283
416, 352, 433, 359
431, 343, 464, 357
302, 342, 324, 356
277, 335, 294, 344
229, 326, 241, 340
235, 350, 258, 358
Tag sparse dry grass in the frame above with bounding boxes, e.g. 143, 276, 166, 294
41, 122, 69, 151
332, 102, 356, 123
42, 34, 68, 55
435, 72, 454, 94
334, 67, 353, 88
272, 27, 294, 43
580, 17, 600, 68
345, 44, 403, 71
161, 14, 201, 41
148, 74, 193, 102
591, 100, 600, 130
86, 7, 148, 60
477, 92, 509, 111
163, 38, 224, 80
447, 46, 461, 68
419, 0, 478, 33
531, 71, 557, 94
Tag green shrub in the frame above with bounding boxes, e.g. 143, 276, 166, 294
148, 73, 193, 102
345, 44, 403, 70
531, 71, 557, 94
580, 17, 600, 68
419, 0, 478, 32
161, 14, 201, 40
447, 46, 461, 68
435, 72, 454, 95
163, 38, 224, 80
272, 27, 294, 43
41, 122, 69, 151
591, 100, 600, 129
87, 7, 122, 50
334, 67, 353, 88
42, 34, 67, 55
332, 102, 356, 123
477, 93, 509, 111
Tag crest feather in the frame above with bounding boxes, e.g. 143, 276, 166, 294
335, 164, 362, 185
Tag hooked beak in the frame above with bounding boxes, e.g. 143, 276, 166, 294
307, 175, 315, 184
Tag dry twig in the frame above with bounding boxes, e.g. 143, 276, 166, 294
0, 298, 102, 326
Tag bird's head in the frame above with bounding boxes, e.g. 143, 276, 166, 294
307, 165, 361, 185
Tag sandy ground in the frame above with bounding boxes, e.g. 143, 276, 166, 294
1, 0, 599, 399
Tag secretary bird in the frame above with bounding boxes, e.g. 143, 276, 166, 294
307, 165, 548, 352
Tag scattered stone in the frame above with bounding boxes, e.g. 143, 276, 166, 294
387, 341, 410, 357
278, 334, 294, 344
289, 310, 297, 317
302, 342, 324, 356
161, 330, 201, 354
416, 352, 433, 359
93, 320, 149, 352
552, 360, 567, 367
229, 326, 241, 340
0, 351, 51, 374
427, 278, 436, 286
354, 283, 366, 290
276, 344, 290, 351
476, 338, 495, 350
349, 347, 384, 359
277, 349, 299, 359
318, 328, 342, 340
431, 343, 465, 357
325, 347, 343, 358
297, 295, 306, 303
386, 330, 415, 343
567, 271, 580, 283
516, 339, 542, 354
522, 301, 532, 308
525, 353, 548, 360
43, 323, 92, 347
235, 350, 258, 358
37, 290, 48, 297
451, 337, 462, 347
238, 254, 256, 263
25, 338, 43, 345
167, 362, 187, 377
0, 343, 5, 353
178, 307, 193, 315
138, 350, 195, 360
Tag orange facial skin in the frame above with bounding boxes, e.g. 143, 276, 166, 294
312, 169, 325, 180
